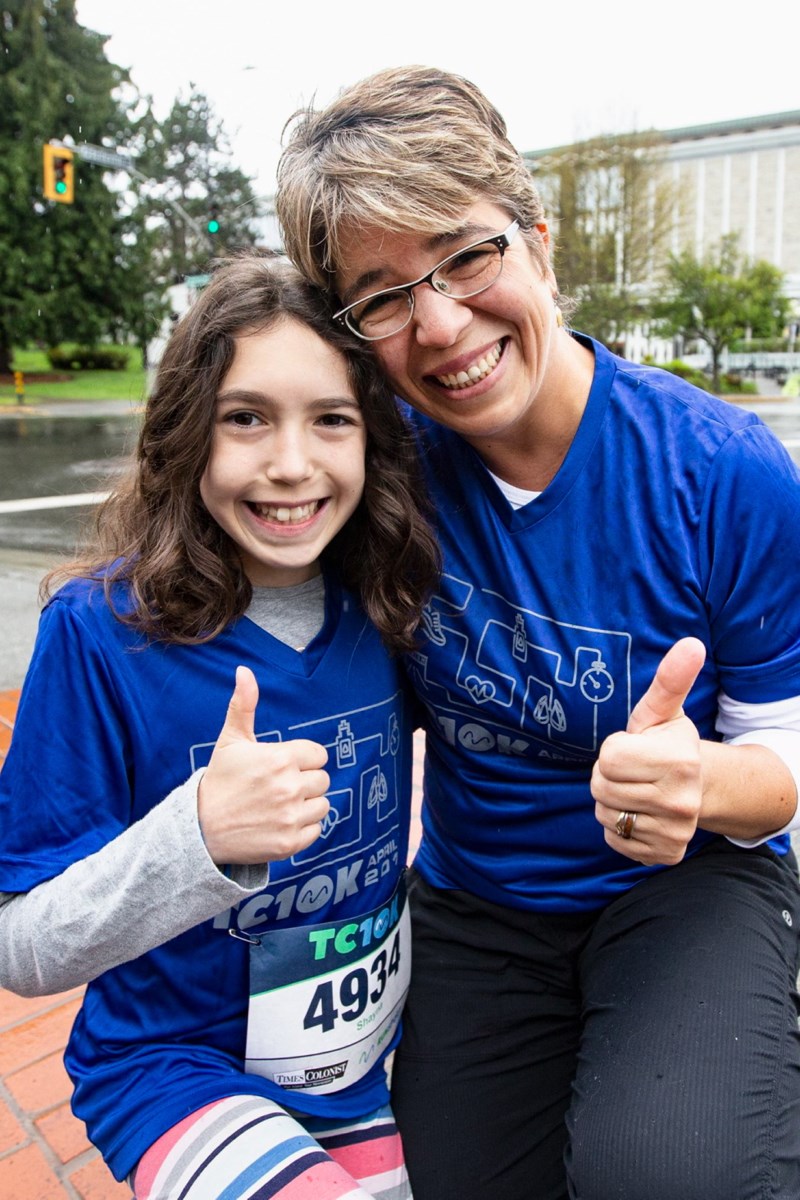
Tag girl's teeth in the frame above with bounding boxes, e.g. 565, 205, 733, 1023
436, 342, 502, 390
254, 501, 319, 523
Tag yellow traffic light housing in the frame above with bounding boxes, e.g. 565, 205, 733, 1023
43, 144, 74, 204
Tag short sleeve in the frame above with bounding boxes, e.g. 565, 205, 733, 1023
0, 594, 133, 891
700, 424, 800, 703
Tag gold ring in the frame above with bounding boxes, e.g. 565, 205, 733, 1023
615, 810, 637, 840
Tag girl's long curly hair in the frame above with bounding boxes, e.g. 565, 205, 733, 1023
43, 253, 440, 654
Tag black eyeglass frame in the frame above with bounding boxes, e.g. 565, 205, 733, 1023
333, 220, 521, 341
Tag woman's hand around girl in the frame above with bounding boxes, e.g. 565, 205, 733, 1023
197, 665, 330, 866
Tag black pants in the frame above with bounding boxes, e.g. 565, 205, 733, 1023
391, 841, 800, 1200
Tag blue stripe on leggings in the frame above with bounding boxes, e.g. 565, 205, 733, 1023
175, 1112, 283, 1200
248, 1150, 331, 1200
218, 1135, 323, 1200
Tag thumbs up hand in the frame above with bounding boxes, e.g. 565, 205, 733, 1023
591, 638, 706, 865
197, 666, 330, 866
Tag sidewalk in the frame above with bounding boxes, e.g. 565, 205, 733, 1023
0, 984, 130, 1199
0, 690, 425, 1199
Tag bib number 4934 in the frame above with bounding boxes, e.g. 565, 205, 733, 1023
304, 931, 401, 1033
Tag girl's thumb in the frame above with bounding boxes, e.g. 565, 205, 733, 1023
216, 665, 259, 746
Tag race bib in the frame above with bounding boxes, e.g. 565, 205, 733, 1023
245, 878, 410, 1094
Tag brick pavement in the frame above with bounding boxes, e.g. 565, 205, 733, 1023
0, 984, 130, 1199
0, 691, 17, 772
0, 689, 425, 1199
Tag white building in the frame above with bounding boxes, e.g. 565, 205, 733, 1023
524, 110, 800, 365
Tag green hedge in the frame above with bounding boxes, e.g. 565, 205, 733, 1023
46, 345, 131, 371
659, 360, 710, 388
729, 338, 792, 353
659, 360, 757, 395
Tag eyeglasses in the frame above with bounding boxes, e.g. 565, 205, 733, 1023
334, 221, 520, 341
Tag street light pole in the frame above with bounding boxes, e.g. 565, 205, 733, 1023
70, 142, 207, 240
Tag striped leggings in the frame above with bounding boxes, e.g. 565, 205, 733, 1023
131, 1095, 412, 1200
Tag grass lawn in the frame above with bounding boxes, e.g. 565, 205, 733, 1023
0, 346, 148, 406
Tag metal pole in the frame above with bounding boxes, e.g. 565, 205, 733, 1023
72, 143, 207, 240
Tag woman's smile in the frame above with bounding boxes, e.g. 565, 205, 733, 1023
429, 339, 506, 391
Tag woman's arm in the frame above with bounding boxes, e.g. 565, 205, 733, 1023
699, 739, 797, 842
592, 639, 799, 865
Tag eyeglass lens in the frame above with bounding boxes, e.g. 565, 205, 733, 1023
351, 241, 505, 339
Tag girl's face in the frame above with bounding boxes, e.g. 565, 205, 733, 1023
200, 317, 367, 588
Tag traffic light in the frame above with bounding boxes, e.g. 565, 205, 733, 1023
207, 202, 221, 236
43, 144, 74, 204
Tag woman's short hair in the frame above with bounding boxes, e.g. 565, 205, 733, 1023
277, 65, 548, 288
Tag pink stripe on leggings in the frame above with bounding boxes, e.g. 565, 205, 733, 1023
133, 1101, 219, 1199
329, 1132, 406, 1181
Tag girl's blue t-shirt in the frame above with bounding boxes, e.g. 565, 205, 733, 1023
0, 573, 414, 1180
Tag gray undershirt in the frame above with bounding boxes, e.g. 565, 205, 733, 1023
246, 574, 325, 649
0, 577, 327, 997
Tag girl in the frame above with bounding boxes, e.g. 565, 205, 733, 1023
0, 254, 439, 1199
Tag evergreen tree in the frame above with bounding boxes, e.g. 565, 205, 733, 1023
0, 0, 132, 373
0, 5, 264, 375
129, 87, 263, 285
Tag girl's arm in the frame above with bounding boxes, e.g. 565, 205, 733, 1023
1, 663, 330, 997
0, 772, 269, 998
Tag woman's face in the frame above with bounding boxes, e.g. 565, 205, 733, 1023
334, 200, 569, 452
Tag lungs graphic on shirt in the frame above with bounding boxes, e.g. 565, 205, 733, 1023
190, 694, 401, 843
410, 573, 632, 761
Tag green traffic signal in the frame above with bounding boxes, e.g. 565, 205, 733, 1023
42, 144, 74, 203
207, 217, 220, 234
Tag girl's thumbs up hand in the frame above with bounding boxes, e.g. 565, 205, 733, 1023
591, 639, 706, 866
212, 663, 260, 748
198, 666, 330, 866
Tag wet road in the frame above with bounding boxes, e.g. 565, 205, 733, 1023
0, 399, 140, 557
0, 399, 141, 688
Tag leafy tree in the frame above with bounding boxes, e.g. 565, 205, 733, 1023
530, 133, 674, 348
111, 203, 171, 364
0, 0, 134, 373
653, 235, 790, 391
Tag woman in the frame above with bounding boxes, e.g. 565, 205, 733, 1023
276, 66, 800, 1200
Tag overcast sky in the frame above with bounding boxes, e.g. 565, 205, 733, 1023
75, 0, 800, 199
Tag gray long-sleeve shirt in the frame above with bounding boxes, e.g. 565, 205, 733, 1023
0, 772, 269, 996
0, 578, 325, 997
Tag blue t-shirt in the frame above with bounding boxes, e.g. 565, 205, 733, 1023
405, 336, 800, 912
0, 573, 414, 1179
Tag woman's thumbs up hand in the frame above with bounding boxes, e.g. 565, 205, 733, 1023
591, 639, 706, 865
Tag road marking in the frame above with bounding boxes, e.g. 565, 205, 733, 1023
0, 492, 110, 514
